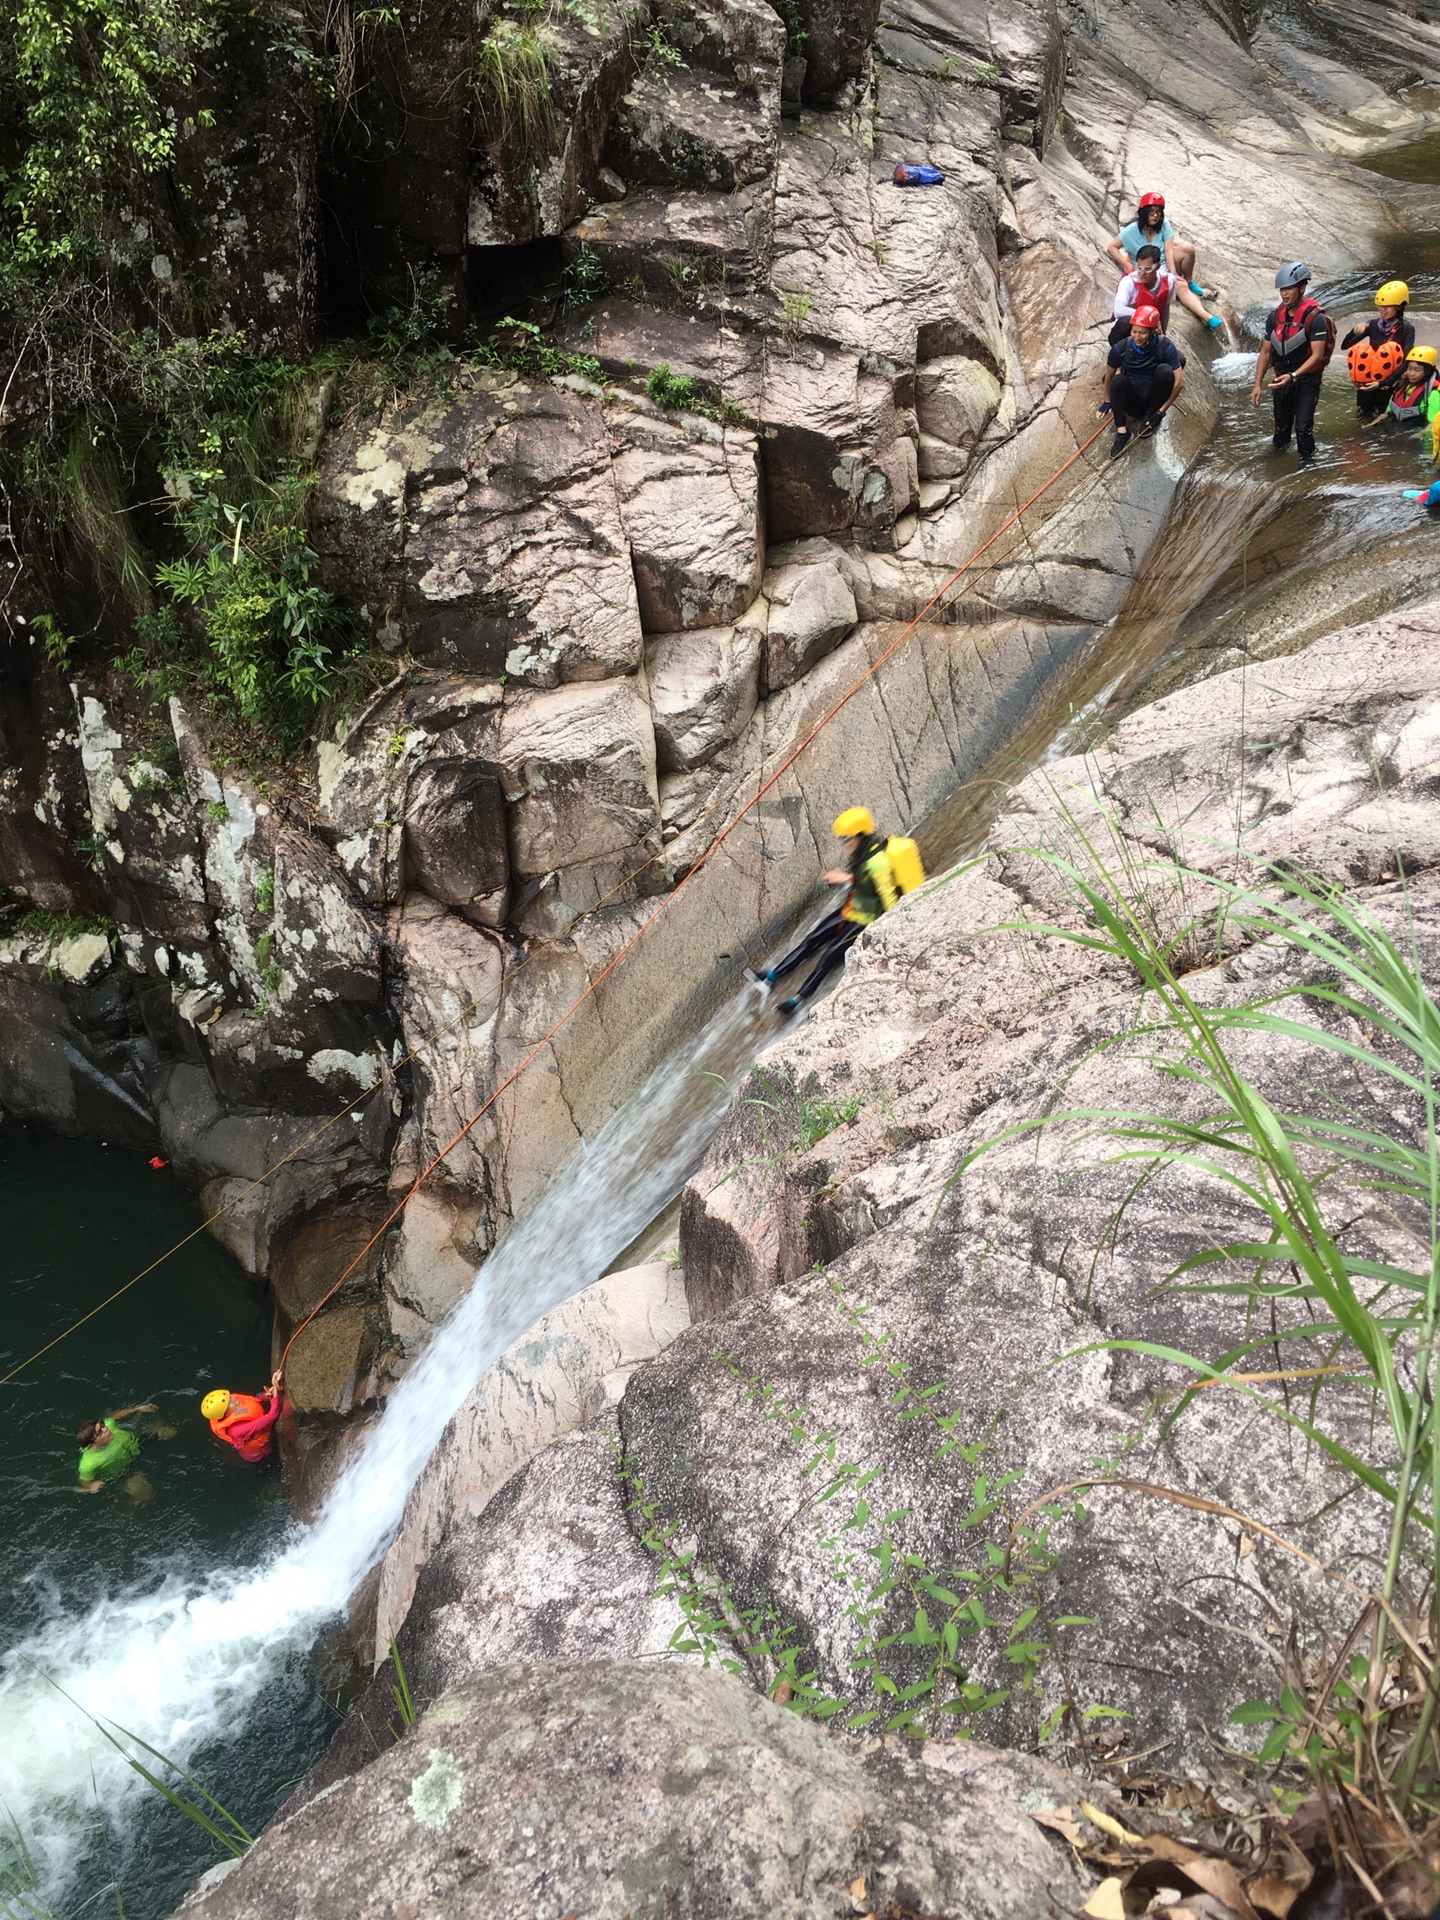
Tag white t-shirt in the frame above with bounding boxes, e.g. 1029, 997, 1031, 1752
1113, 268, 1177, 324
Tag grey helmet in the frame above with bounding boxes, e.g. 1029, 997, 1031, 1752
1275, 260, 1311, 289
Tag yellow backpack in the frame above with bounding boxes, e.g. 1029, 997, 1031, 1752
885, 835, 926, 895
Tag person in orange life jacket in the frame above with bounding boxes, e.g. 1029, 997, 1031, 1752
1341, 281, 1414, 420
201, 1378, 283, 1462
1105, 191, 1208, 298
751, 807, 899, 1018
1111, 245, 1221, 344
1251, 262, 1330, 467
1097, 307, 1185, 458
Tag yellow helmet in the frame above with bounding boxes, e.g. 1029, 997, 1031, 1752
201, 1389, 230, 1421
1407, 344, 1439, 368
1376, 280, 1410, 307
833, 806, 875, 837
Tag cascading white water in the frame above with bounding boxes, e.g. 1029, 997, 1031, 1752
0, 990, 768, 1903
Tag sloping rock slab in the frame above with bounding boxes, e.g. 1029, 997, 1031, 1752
175, 1660, 1086, 1920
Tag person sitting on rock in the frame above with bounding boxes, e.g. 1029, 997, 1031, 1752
1098, 306, 1186, 457
76, 1403, 157, 1493
1251, 262, 1331, 467
202, 1379, 284, 1463
1112, 246, 1221, 343
1106, 192, 1209, 301
1342, 281, 1414, 421
750, 807, 898, 1018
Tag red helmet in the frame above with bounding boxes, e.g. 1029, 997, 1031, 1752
1132, 305, 1162, 330
1138, 191, 1165, 209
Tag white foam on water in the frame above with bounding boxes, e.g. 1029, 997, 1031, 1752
1209, 350, 1259, 384
0, 993, 762, 1901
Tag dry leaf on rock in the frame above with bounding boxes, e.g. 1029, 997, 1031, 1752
1082, 1876, 1129, 1920
1031, 1806, 1086, 1846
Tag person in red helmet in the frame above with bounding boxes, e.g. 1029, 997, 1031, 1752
1106, 191, 1208, 299
1097, 305, 1186, 456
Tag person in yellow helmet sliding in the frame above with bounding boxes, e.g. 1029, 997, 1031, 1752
1341, 281, 1414, 420
202, 1377, 284, 1463
748, 807, 900, 1017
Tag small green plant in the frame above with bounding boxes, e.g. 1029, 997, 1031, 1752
205, 799, 229, 822
621, 1277, 1097, 1739
254, 865, 275, 917
563, 243, 608, 308
778, 287, 813, 343
478, 316, 601, 385
387, 1636, 418, 1740
644, 362, 747, 427
13, 908, 114, 949
252, 932, 281, 995
643, 22, 683, 70
772, 0, 807, 56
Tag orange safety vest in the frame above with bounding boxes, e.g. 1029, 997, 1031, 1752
209, 1392, 276, 1462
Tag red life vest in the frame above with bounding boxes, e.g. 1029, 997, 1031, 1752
1269, 297, 1335, 372
209, 1391, 277, 1462
1388, 372, 1434, 423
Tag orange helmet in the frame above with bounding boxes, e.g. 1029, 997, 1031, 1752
1347, 339, 1404, 387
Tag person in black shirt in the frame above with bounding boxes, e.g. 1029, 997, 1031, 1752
1251, 262, 1330, 466
1340, 280, 1414, 420
1097, 305, 1187, 457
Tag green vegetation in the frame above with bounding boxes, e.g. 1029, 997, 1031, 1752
622, 1275, 1101, 1738
9, 908, 114, 947
645, 362, 747, 426
954, 825, 1440, 1842
387, 1636, 418, 1740
778, 287, 813, 343
771, 0, 807, 57
473, 21, 556, 156
562, 244, 608, 308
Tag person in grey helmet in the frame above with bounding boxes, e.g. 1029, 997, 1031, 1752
1250, 261, 1333, 466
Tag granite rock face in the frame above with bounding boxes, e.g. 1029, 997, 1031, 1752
175, 1659, 1088, 1920
660, 603, 1440, 1763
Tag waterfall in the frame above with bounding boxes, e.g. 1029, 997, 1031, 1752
0, 991, 767, 1902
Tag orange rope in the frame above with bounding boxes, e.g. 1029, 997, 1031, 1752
276, 424, 1108, 1375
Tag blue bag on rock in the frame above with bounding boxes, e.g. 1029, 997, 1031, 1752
893, 162, 945, 187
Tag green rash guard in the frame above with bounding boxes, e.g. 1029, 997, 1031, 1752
78, 1425, 139, 1483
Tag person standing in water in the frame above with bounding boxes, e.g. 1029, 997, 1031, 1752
1251, 262, 1332, 467
75, 1403, 156, 1493
1341, 281, 1414, 421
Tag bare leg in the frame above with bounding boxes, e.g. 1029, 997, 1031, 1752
1172, 239, 1198, 283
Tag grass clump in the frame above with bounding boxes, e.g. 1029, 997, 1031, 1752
950, 820, 1440, 1878
645, 362, 747, 426
473, 21, 557, 156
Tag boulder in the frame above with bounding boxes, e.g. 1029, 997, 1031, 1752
792, 0, 882, 102
402, 761, 510, 927
174, 1660, 1087, 1920
740, 552, 859, 692
371, 1261, 690, 1656
609, 402, 764, 632
314, 375, 645, 686
645, 625, 761, 771
914, 355, 1003, 480
566, 188, 772, 306
493, 677, 661, 934
606, 64, 778, 193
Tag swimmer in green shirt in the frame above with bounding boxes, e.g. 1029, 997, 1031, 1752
75, 1405, 156, 1493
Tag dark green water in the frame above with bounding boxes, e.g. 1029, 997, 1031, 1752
0, 1126, 334, 1918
